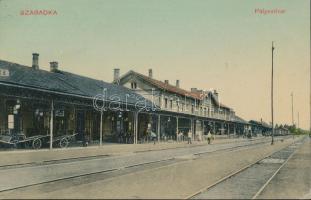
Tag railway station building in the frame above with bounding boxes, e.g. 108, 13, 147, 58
0, 54, 155, 147
249, 120, 272, 136
0, 53, 254, 149
116, 69, 251, 141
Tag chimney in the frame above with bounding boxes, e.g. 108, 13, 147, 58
164, 80, 169, 84
176, 80, 180, 88
32, 53, 39, 69
50, 61, 58, 72
191, 88, 197, 92
148, 69, 153, 78
213, 90, 219, 101
113, 68, 120, 82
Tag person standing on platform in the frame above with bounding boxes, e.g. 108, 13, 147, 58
207, 131, 212, 144
187, 130, 192, 144
150, 131, 157, 145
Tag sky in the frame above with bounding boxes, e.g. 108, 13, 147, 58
0, 0, 310, 129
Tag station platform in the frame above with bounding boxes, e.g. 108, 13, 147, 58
0, 136, 270, 167
256, 137, 311, 199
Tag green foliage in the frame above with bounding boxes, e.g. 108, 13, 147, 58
283, 124, 309, 135
291, 127, 309, 135
294, 129, 310, 135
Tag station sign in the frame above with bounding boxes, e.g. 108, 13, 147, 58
55, 110, 65, 117
0, 69, 10, 77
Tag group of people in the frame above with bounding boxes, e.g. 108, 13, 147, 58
117, 132, 133, 144
176, 130, 214, 144
186, 130, 213, 144
146, 130, 214, 145
188, 130, 214, 144
146, 123, 214, 145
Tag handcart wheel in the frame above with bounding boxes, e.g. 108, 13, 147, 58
32, 138, 42, 149
59, 137, 69, 148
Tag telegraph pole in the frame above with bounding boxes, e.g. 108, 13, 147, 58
291, 92, 294, 126
297, 111, 300, 129
271, 42, 275, 145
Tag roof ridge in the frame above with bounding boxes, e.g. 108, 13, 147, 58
0, 59, 101, 94
0, 59, 108, 84
129, 70, 202, 99
0, 59, 154, 107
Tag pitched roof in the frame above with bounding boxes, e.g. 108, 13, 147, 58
276, 127, 289, 131
193, 91, 231, 110
120, 70, 202, 99
0, 60, 152, 107
249, 120, 272, 128
232, 115, 249, 124
119, 70, 232, 110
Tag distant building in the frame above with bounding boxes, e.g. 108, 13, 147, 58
249, 120, 272, 136
275, 127, 290, 136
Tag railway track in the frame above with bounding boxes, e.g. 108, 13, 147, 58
0, 136, 287, 171
0, 136, 293, 195
187, 136, 307, 199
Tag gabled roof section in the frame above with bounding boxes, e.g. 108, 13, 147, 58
190, 90, 232, 110
276, 127, 289, 131
118, 70, 202, 100
249, 120, 272, 128
232, 115, 249, 124
118, 70, 234, 110
209, 92, 232, 110
0, 60, 153, 107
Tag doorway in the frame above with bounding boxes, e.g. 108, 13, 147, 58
76, 110, 85, 141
